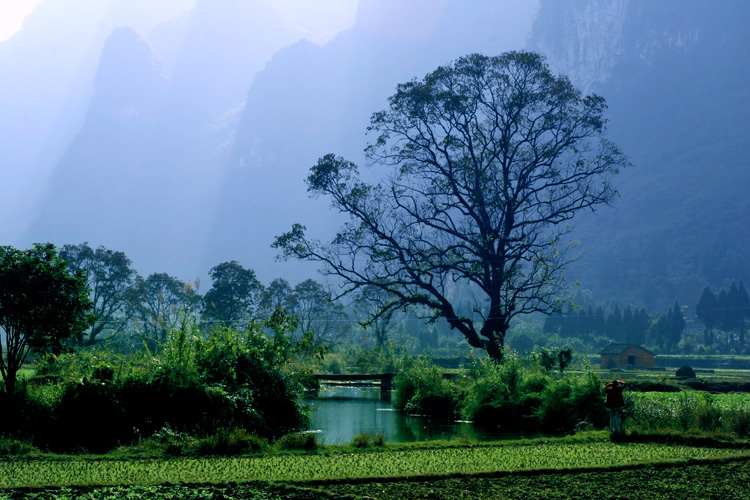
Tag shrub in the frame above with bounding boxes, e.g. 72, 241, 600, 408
461, 357, 532, 429
324, 355, 343, 375
394, 358, 460, 419
536, 371, 607, 433
351, 431, 386, 448
276, 432, 319, 451
195, 428, 267, 456
676, 365, 696, 378
0, 438, 38, 455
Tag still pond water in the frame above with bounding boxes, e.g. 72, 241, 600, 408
307, 386, 506, 444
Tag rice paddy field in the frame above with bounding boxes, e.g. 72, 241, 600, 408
2, 436, 750, 499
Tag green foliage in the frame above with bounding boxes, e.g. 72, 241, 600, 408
0, 243, 93, 394
535, 371, 607, 433
275, 51, 629, 363
193, 428, 268, 456
201, 260, 263, 328
350, 431, 386, 448
275, 432, 319, 451
1, 308, 312, 453
394, 357, 460, 419
625, 392, 750, 437
0, 438, 38, 456
60, 242, 135, 346
1, 440, 744, 487
676, 364, 697, 378
398, 354, 609, 434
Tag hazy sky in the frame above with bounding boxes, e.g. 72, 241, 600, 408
0, 0, 42, 41
0, 0, 358, 43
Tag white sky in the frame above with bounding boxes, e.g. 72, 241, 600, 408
0, 0, 43, 41
0, 0, 358, 43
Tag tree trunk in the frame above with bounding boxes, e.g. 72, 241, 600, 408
481, 316, 508, 363
3, 370, 17, 394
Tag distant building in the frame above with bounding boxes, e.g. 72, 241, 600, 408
599, 343, 655, 369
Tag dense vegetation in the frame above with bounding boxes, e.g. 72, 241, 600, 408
393, 355, 750, 437
0, 310, 311, 453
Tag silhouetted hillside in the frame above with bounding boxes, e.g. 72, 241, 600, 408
529, 0, 750, 309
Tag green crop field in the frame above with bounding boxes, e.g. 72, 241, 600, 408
1, 441, 748, 489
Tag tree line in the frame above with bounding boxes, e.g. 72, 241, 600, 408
543, 301, 685, 351
57, 242, 350, 350
543, 281, 749, 354
695, 281, 750, 348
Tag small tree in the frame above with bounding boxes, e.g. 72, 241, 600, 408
60, 242, 135, 346
353, 285, 397, 347
0, 244, 93, 393
695, 285, 718, 346
259, 278, 297, 318
202, 261, 263, 328
293, 279, 350, 346
127, 272, 200, 344
275, 52, 628, 362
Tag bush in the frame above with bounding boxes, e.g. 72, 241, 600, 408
0, 438, 38, 455
275, 432, 319, 451
194, 428, 267, 456
351, 431, 386, 448
536, 371, 607, 433
461, 356, 537, 429
676, 365, 696, 378
534, 372, 606, 433
394, 358, 460, 419
8, 319, 311, 453
401, 354, 609, 434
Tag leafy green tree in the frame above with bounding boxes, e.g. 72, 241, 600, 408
60, 243, 135, 346
736, 280, 749, 346
127, 273, 200, 343
696, 285, 718, 346
716, 287, 730, 334
606, 304, 623, 341
0, 244, 93, 393
293, 279, 349, 346
202, 261, 263, 328
353, 285, 397, 347
633, 307, 651, 345
259, 278, 297, 318
592, 305, 607, 337
648, 314, 668, 349
274, 52, 628, 362
725, 280, 750, 346
667, 300, 685, 350
622, 305, 634, 342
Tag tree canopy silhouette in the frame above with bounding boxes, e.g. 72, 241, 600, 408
275, 52, 629, 361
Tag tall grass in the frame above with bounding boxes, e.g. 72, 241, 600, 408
625, 392, 750, 437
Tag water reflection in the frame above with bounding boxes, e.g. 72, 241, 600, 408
307, 386, 506, 444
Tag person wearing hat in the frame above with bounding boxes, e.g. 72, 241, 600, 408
605, 379, 627, 432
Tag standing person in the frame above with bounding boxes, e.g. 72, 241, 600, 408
605, 379, 627, 432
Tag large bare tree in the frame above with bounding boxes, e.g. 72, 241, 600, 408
275, 52, 629, 361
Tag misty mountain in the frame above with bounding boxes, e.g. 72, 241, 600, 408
528, 0, 750, 309
209, 0, 539, 282
8, 0, 747, 313
23, 0, 310, 276
0, 0, 194, 241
